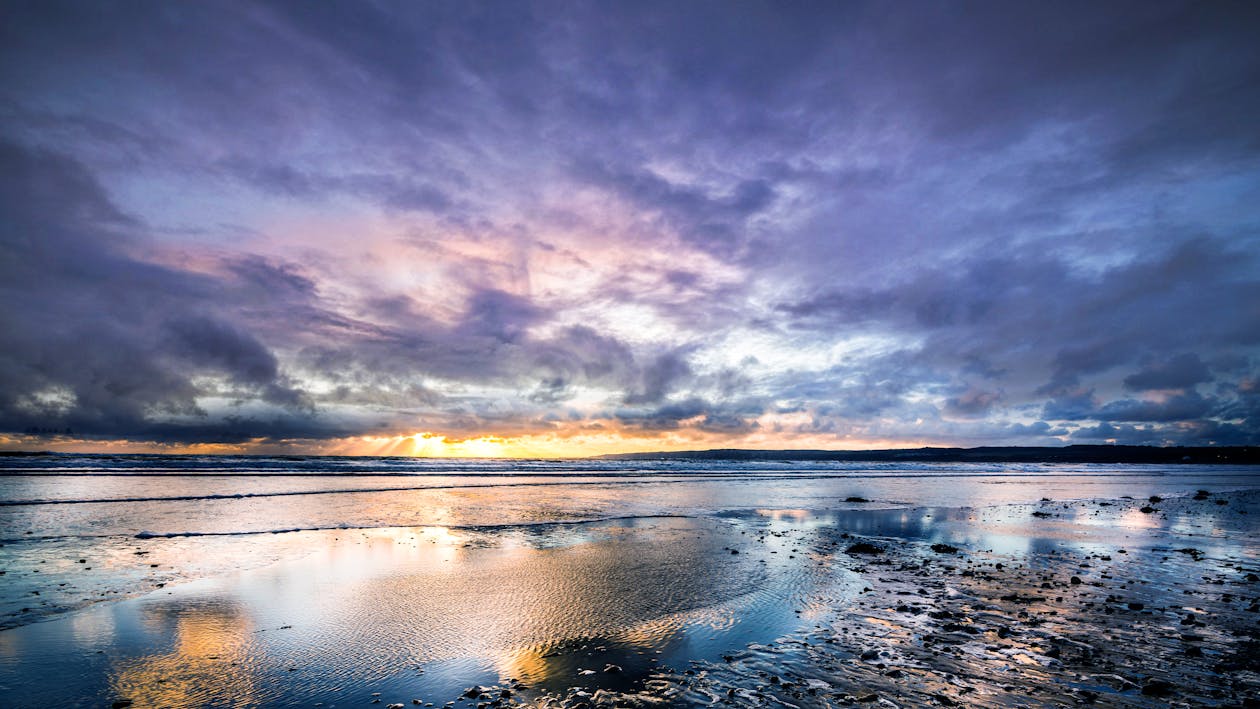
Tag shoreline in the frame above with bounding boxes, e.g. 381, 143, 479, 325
4, 483, 1257, 634
0, 488, 1257, 707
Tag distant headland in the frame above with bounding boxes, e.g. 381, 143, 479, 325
600, 445, 1260, 464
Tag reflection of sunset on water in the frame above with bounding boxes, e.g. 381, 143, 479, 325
110, 601, 259, 708
37, 515, 849, 705
1, 487, 1258, 706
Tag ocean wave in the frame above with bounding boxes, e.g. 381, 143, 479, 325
132, 514, 693, 539
0, 470, 1192, 507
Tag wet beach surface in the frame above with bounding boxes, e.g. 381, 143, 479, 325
3, 458, 1256, 632
0, 487, 1257, 707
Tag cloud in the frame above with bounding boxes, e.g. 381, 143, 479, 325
1123, 353, 1213, 391
944, 389, 1002, 419
0, 141, 320, 439
1, 2, 1258, 450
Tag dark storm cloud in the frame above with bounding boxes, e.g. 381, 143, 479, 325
0, 141, 316, 437
781, 238, 1260, 382
0, 137, 705, 442
1, 0, 1258, 447
775, 236, 1260, 441
1123, 354, 1213, 391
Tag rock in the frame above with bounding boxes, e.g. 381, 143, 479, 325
112, 702, 133, 709
1127, 602, 1145, 611
845, 497, 870, 503
860, 649, 880, 661
1148, 496, 1162, 503
603, 664, 622, 673
388, 704, 405, 709
1071, 576, 1083, 584
578, 669, 596, 676
930, 543, 960, 554
846, 542, 883, 555
1141, 679, 1174, 697
1139, 506, 1156, 514
1000, 593, 1044, 604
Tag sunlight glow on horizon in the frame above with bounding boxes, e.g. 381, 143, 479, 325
0, 429, 941, 458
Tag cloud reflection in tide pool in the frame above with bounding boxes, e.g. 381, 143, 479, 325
0, 516, 860, 707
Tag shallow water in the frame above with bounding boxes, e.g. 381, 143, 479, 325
1, 455, 1258, 707
0, 514, 861, 707
2, 456, 1256, 629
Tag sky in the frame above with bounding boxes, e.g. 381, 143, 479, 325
1, 1, 1258, 457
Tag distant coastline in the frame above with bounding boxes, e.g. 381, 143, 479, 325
600, 444, 1260, 464
1, 444, 1257, 465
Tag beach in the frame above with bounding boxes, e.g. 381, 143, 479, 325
1, 457, 1258, 707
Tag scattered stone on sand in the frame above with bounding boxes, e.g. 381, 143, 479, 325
1141, 679, 1175, 697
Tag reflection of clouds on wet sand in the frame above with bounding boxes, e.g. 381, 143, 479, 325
4, 490, 1255, 707
39, 516, 838, 706
317, 518, 806, 669
110, 599, 260, 708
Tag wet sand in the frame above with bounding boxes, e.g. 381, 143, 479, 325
1, 488, 1257, 707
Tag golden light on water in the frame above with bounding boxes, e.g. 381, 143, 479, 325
110, 602, 259, 708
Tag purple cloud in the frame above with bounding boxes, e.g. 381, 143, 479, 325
1, 1, 1258, 450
